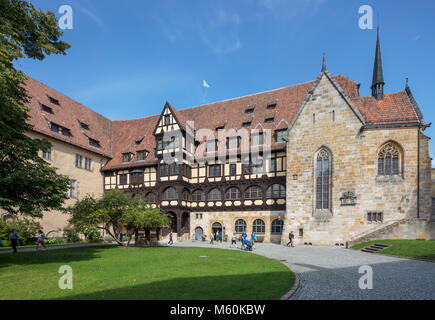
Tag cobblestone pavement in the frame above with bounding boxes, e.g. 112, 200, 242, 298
174, 241, 435, 300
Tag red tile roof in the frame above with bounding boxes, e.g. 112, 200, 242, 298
23, 73, 422, 171
24, 77, 112, 157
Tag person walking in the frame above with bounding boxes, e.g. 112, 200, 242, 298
241, 232, 247, 250
210, 232, 214, 244
9, 229, 18, 253
231, 234, 237, 248
36, 230, 47, 250
287, 231, 295, 247
216, 231, 221, 245
168, 230, 174, 245
251, 232, 256, 249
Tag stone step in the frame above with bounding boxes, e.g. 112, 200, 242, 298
373, 243, 390, 248
361, 248, 375, 253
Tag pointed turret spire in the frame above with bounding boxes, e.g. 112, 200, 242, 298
322, 52, 326, 71
371, 27, 385, 100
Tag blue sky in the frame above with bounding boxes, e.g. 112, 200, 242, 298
17, 0, 435, 161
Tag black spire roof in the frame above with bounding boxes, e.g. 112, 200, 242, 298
371, 27, 385, 100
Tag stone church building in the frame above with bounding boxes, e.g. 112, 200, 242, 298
14, 31, 434, 246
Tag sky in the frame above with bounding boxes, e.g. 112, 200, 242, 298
16, 0, 435, 162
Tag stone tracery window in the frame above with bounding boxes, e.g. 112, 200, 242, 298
378, 143, 400, 176
316, 148, 331, 210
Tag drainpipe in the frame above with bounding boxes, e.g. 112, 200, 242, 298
417, 126, 420, 219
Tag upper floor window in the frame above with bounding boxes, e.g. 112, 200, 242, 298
157, 137, 163, 151
276, 129, 288, 142
225, 187, 241, 200
252, 133, 264, 146
228, 137, 240, 150
51, 122, 71, 137
242, 121, 251, 128
182, 189, 190, 201
80, 122, 89, 130
164, 115, 170, 125
230, 163, 237, 175
84, 157, 92, 170
122, 153, 133, 163
42, 147, 51, 160
245, 185, 263, 199
145, 192, 157, 203
192, 189, 205, 202
207, 140, 217, 153
162, 187, 178, 201
75, 154, 83, 168
265, 117, 275, 124
208, 188, 222, 201
378, 142, 401, 176
130, 170, 144, 185
267, 103, 277, 110
209, 164, 221, 177
69, 179, 77, 197
48, 96, 60, 106
316, 148, 331, 210
266, 184, 286, 198
119, 174, 127, 185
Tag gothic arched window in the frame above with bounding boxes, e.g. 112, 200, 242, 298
378, 143, 400, 176
208, 188, 222, 201
266, 184, 286, 198
316, 148, 331, 210
162, 187, 178, 201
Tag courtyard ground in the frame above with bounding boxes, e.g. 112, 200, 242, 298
0, 245, 294, 300
175, 241, 435, 300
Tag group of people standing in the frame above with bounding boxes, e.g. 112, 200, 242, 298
209, 230, 223, 245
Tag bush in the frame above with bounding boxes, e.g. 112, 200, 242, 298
80, 224, 103, 242
63, 225, 81, 243
0, 217, 42, 246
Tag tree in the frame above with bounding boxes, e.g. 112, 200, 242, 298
121, 201, 171, 246
67, 190, 169, 247
0, 0, 72, 217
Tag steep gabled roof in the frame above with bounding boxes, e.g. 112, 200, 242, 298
24, 77, 112, 157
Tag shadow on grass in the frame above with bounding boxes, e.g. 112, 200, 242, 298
0, 245, 117, 269
56, 271, 294, 300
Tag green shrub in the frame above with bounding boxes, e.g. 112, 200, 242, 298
63, 225, 81, 243
45, 238, 56, 245
0, 217, 42, 246
80, 225, 102, 242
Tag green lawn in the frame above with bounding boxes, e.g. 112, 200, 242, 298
0, 242, 88, 251
0, 246, 294, 300
351, 239, 435, 261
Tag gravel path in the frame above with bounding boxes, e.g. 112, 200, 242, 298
174, 241, 435, 300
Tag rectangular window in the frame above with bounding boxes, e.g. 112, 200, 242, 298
242, 121, 251, 128
75, 154, 82, 168
209, 164, 221, 177
85, 158, 92, 170
245, 108, 254, 114
122, 153, 132, 163
252, 133, 264, 146
267, 104, 277, 110
119, 174, 127, 185
157, 137, 163, 151
298, 228, 304, 237
42, 148, 51, 160
207, 140, 217, 153
164, 115, 170, 125
137, 151, 146, 161
270, 158, 276, 172
70, 180, 77, 197
230, 164, 236, 175
265, 117, 274, 123
61, 127, 71, 137
228, 137, 239, 150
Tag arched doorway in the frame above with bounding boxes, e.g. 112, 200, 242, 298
194, 227, 203, 240
212, 222, 222, 239
181, 212, 190, 234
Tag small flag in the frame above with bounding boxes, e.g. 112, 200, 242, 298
203, 80, 210, 88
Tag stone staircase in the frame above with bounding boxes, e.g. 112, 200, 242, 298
361, 243, 391, 253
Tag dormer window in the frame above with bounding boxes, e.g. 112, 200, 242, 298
265, 117, 275, 124
80, 122, 89, 130
242, 121, 251, 128
50, 122, 71, 137
89, 138, 100, 148
276, 129, 287, 142
61, 127, 71, 137
48, 96, 60, 106
41, 104, 53, 114
267, 104, 277, 110
137, 150, 147, 161
245, 108, 254, 114
122, 153, 133, 163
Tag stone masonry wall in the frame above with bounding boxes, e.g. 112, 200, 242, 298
282, 73, 433, 246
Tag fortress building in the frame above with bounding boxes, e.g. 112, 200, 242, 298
17, 32, 434, 245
